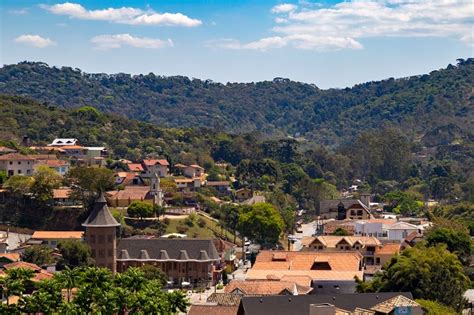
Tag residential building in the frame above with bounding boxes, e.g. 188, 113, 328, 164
0, 153, 36, 176
319, 199, 373, 220
52, 188, 80, 207
246, 251, 363, 294
386, 222, 420, 241
236, 293, 421, 315
114, 172, 146, 186
235, 188, 252, 202
1, 261, 54, 283
206, 181, 231, 194
353, 219, 397, 238
0, 146, 17, 156
224, 280, 313, 296
49, 138, 79, 146
107, 172, 163, 207
30, 231, 84, 249
35, 159, 70, 175
181, 164, 205, 178
127, 163, 144, 173
301, 236, 400, 267
188, 293, 241, 315
142, 159, 169, 177
0, 253, 20, 267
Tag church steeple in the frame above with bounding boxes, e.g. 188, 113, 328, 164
149, 171, 163, 207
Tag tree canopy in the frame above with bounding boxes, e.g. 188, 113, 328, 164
238, 203, 285, 245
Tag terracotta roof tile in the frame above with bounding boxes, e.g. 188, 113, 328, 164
0, 153, 34, 161
32, 231, 83, 239
0, 253, 20, 262
375, 243, 400, 255
127, 163, 144, 172
224, 280, 299, 296
53, 188, 72, 199
188, 305, 238, 315
206, 293, 242, 306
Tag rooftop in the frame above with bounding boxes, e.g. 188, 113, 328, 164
32, 231, 84, 239
0, 153, 35, 161
82, 193, 120, 227
224, 280, 312, 296
117, 238, 220, 262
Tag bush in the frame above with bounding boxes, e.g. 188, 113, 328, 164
216, 283, 224, 290
127, 201, 154, 219
416, 299, 457, 315
184, 215, 195, 227
198, 218, 206, 228
163, 217, 170, 225
176, 225, 189, 234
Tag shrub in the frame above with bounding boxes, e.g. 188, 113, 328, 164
176, 225, 189, 234
163, 217, 170, 225
198, 218, 206, 228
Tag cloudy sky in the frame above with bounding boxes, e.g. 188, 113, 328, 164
1, 0, 472, 88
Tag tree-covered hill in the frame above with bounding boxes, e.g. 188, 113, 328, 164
0, 59, 472, 146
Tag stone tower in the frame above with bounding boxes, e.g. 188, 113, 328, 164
149, 171, 163, 207
82, 193, 120, 273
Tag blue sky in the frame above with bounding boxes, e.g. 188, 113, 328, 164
1, 0, 472, 88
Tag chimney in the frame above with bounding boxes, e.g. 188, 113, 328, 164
22, 136, 29, 147
360, 193, 371, 208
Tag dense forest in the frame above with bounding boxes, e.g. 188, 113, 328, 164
0, 59, 472, 146
1, 95, 472, 209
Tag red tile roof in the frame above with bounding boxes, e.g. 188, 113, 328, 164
127, 163, 144, 172
32, 231, 84, 239
53, 188, 72, 199
0, 153, 34, 161
188, 305, 238, 315
143, 159, 169, 166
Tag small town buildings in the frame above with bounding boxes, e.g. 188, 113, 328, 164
0, 253, 20, 267
142, 159, 169, 177
52, 188, 80, 207
237, 292, 421, 315
2, 261, 54, 283
353, 219, 397, 238
0, 153, 36, 176
126, 163, 144, 173
319, 199, 373, 220
114, 172, 146, 186
30, 231, 84, 249
35, 159, 70, 176
179, 164, 205, 178
0, 146, 17, 156
246, 251, 363, 294
116, 238, 222, 286
107, 172, 163, 207
386, 222, 420, 241
235, 188, 252, 202
224, 280, 313, 296
49, 138, 79, 146
206, 181, 231, 194
188, 293, 241, 315
301, 235, 400, 267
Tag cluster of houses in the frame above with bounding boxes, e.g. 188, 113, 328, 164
0, 192, 431, 314
0, 138, 434, 313
0, 138, 264, 210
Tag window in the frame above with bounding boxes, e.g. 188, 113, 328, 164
98, 235, 104, 244
108, 249, 113, 257
18, 161, 21, 165
317, 285, 323, 289
9, 161, 12, 165
51, 241, 57, 246
90, 235, 96, 243
107, 235, 113, 243
17, 170, 22, 174
376, 258, 381, 264
26, 170, 31, 175
357, 210, 363, 216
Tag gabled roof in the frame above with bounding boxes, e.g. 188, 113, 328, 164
143, 159, 169, 166
303, 236, 381, 248
82, 193, 120, 227
116, 238, 220, 262
239, 293, 414, 315
224, 280, 313, 296
207, 293, 242, 306
0, 153, 34, 161
387, 222, 418, 230
371, 295, 420, 313
188, 305, 238, 315
0, 253, 20, 262
0, 146, 16, 154
127, 163, 144, 172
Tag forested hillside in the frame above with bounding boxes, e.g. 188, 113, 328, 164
0, 59, 472, 146
1, 95, 472, 206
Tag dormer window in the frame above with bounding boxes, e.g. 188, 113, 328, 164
311, 261, 331, 270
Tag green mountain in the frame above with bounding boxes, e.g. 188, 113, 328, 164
0, 59, 472, 146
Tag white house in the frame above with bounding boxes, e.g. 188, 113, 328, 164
386, 222, 420, 241
0, 153, 36, 176
142, 159, 169, 177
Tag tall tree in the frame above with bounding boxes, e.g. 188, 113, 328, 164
30, 165, 62, 203
357, 245, 469, 311
238, 203, 285, 245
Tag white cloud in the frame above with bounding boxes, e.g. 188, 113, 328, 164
91, 34, 174, 50
42, 2, 201, 27
271, 3, 297, 13
212, 0, 473, 51
9, 8, 29, 15
14, 34, 56, 48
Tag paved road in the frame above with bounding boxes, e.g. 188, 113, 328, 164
291, 221, 317, 251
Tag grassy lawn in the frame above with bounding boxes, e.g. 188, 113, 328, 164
165, 214, 240, 243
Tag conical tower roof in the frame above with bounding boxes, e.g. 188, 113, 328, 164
82, 193, 120, 227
